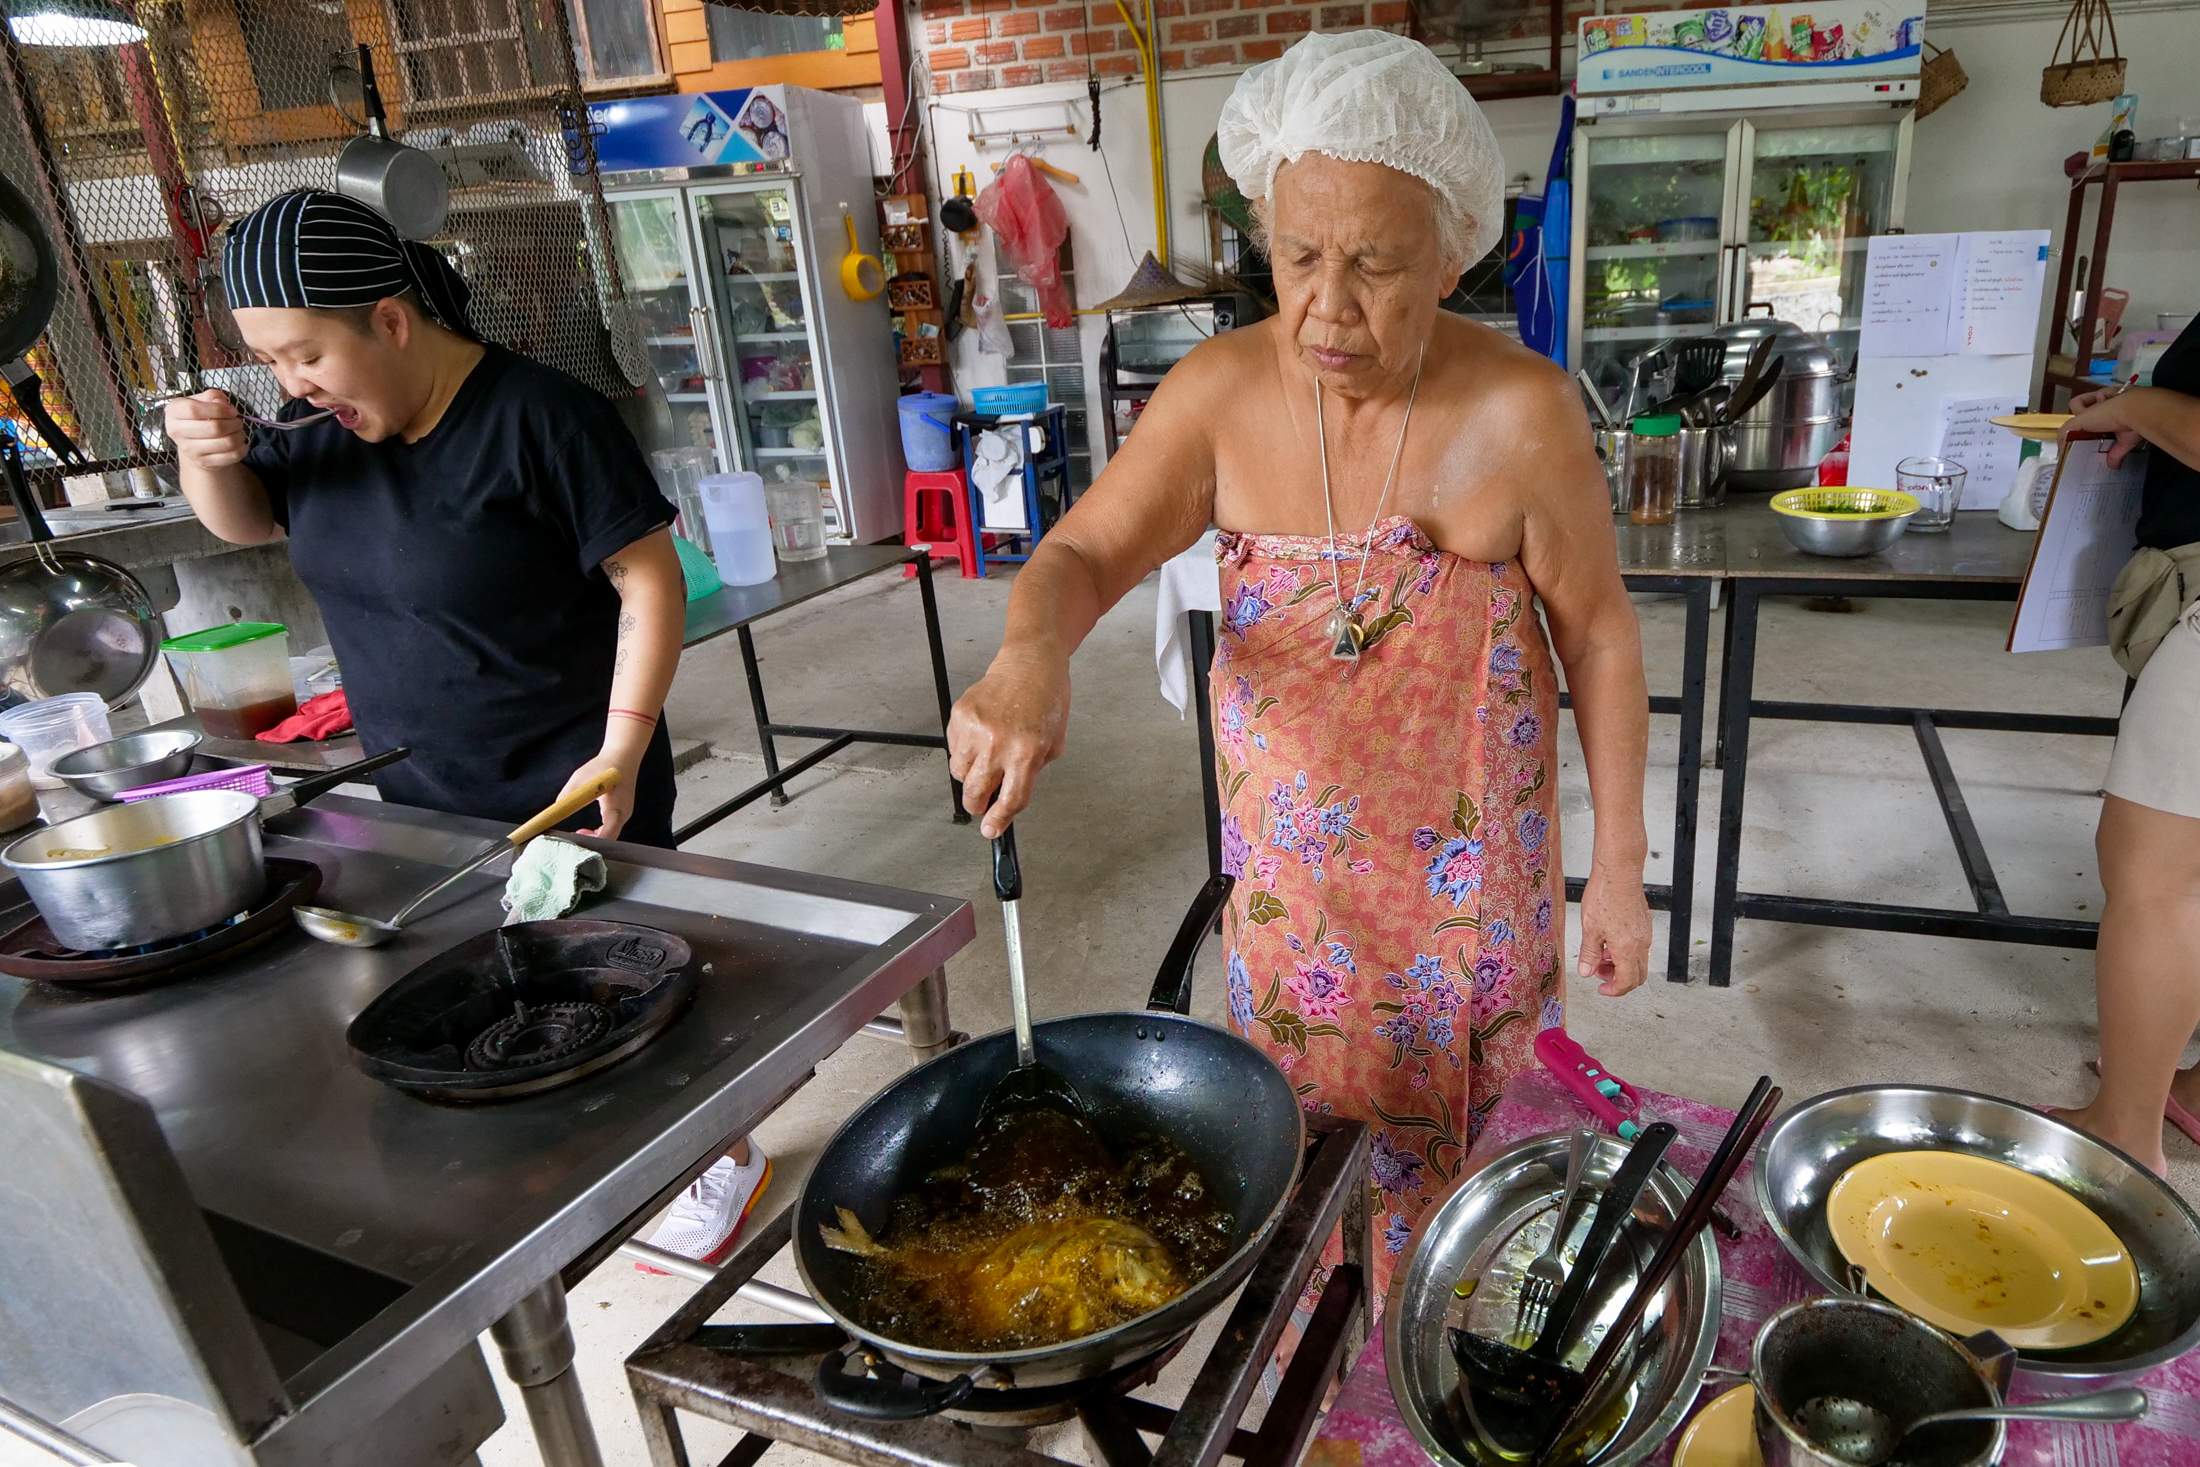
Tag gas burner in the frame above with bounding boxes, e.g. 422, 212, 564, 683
346, 919, 696, 1103
465, 998, 613, 1071
0, 857, 324, 994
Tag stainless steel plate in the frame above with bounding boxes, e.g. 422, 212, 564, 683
1387, 1132, 1722, 1466
1754, 1084, 2200, 1378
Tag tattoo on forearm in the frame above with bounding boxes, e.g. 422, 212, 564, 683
614, 611, 635, 675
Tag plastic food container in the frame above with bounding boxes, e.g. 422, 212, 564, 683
1656, 216, 1720, 242
0, 693, 113, 789
765, 479, 829, 564
161, 622, 296, 739
0, 742, 38, 830
698, 472, 776, 586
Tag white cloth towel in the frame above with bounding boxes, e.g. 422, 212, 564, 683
1154, 530, 1223, 718
971, 428, 1027, 530
502, 836, 607, 924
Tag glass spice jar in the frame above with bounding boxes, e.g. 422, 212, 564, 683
1628, 413, 1683, 525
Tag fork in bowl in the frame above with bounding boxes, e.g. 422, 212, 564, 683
1512, 1127, 1595, 1341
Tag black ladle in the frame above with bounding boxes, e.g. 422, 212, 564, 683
975, 826, 1091, 1126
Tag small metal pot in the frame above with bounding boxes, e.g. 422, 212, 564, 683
333, 44, 448, 240
1751, 1299, 2004, 1467
4, 789, 264, 951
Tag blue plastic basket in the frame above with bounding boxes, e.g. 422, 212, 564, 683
971, 383, 1049, 416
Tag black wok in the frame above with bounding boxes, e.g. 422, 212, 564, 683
794, 871, 1305, 1418
0, 169, 83, 464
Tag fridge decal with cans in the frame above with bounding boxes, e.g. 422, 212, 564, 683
596, 86, 904, 544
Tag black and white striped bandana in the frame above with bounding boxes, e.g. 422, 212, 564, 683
221, 189, 477, 339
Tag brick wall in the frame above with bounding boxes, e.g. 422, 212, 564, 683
923, 0, 1701, 92
921, 0, 1412, 92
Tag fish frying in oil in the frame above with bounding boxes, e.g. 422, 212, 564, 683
820, 1107, 1234, 1352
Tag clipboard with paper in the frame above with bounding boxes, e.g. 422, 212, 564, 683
2007, 434, 2146, 653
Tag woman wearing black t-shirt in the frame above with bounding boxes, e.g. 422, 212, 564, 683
2055, 316, 2200, 1176
164, 189, 771, 1262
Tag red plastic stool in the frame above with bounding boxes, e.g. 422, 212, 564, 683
904, 469, 979, 579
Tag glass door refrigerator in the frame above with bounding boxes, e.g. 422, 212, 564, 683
596, 86, 903, 542
1567, 1, 1920, 408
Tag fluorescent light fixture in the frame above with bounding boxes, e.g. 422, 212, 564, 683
8, 0, 147, 47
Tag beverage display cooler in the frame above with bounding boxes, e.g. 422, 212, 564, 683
597, 85, 902, 542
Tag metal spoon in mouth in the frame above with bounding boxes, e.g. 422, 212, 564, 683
1793, 1386, 2146, 1465
294, 770, 620, 947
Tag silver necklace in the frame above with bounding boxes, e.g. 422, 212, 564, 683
1317, 347, 1425, 661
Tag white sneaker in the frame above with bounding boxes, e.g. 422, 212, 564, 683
638, 1147, 772, 1272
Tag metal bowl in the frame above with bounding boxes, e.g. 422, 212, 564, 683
1387, 1132, 1723, 1466
50, 729, 202, 800
1754, 1084, 2200, 1378
1768, 488, 1919, 557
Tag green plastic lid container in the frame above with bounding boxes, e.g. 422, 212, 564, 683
1631, 414, 1683, 437
160, 622, 288, 653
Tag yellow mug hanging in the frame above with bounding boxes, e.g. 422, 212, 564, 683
839, 212, 884, 302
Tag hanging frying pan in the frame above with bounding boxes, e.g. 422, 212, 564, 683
0, 431, 160, 707
0, 169, 85, 466
332, 45, 449, 241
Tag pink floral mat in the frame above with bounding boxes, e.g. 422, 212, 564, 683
1308, 1068, 2200, 1467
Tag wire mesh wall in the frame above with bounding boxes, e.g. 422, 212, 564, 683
0, 0, 648, 482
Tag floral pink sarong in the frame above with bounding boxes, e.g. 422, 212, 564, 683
1213, 515, 1565, 1313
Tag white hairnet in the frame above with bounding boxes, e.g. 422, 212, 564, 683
1217, 31, 1505, 265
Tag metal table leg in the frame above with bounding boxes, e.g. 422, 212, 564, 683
897, 965, 954, 1060
491, 1276, 606, 1467
735, 625, 788, 809
1664, 581, 1712, 982
1707, 581, 1763, 988
914, 555, 970, 824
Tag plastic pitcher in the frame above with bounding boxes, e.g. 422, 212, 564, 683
698, 472, 776, 586
897, 392, 958, 472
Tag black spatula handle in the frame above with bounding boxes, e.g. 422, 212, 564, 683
1531, 1121, 1676, 1360
992, 826, 1021, 903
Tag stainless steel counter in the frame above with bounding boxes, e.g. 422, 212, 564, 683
0, 795, 975, 1464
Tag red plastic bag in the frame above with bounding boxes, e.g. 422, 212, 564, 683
1816, 432, 1850, 487
974, 154, 1073, 329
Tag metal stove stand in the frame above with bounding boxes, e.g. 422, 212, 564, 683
627, 1116, 1371, 1467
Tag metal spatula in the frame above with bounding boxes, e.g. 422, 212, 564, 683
976, 826, 1091, 1126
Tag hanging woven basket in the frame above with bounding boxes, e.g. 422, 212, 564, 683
1916, 42, 1968, 120
2041, 0, 2127, 106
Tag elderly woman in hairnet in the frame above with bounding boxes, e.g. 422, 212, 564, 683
948, 31, 1650, 1287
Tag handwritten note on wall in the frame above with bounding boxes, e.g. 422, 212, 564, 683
1860, 231, 2051, 360
1937, 394, 2027, 509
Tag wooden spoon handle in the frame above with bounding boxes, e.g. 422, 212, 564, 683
510, 769, 622, 845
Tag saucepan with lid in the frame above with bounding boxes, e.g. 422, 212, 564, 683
1, 745, 407, 950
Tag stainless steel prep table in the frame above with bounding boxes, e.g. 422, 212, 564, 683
0, 794, 974, 1466
1708, 508, 2120, 986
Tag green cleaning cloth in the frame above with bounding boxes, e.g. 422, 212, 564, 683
502, 836, 607, 925
675, 534, 723, 601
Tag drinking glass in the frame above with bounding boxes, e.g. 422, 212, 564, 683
1896, 456, 1967, 532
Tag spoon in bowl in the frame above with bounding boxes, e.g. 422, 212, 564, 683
1793, 1385, 2146, 1465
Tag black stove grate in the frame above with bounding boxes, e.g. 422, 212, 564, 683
465, 999, 615, 1071
624, 1117, 1373, 1467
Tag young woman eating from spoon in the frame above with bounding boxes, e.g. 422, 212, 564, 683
163, 189, 768, 1265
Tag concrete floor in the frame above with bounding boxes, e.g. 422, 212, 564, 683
449, 563, 2193, 1466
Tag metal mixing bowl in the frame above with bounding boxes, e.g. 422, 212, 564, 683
1769, 488, 1920, 557
50, 729, 202, 800
1387, 1132, 1723, 1466
1755, 1084, 2200, 1378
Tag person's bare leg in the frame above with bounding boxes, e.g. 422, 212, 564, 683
2060, 795, 2200, 1175
729, 1137, 751, 1166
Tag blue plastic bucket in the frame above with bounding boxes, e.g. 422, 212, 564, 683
897, 393, 959, 471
